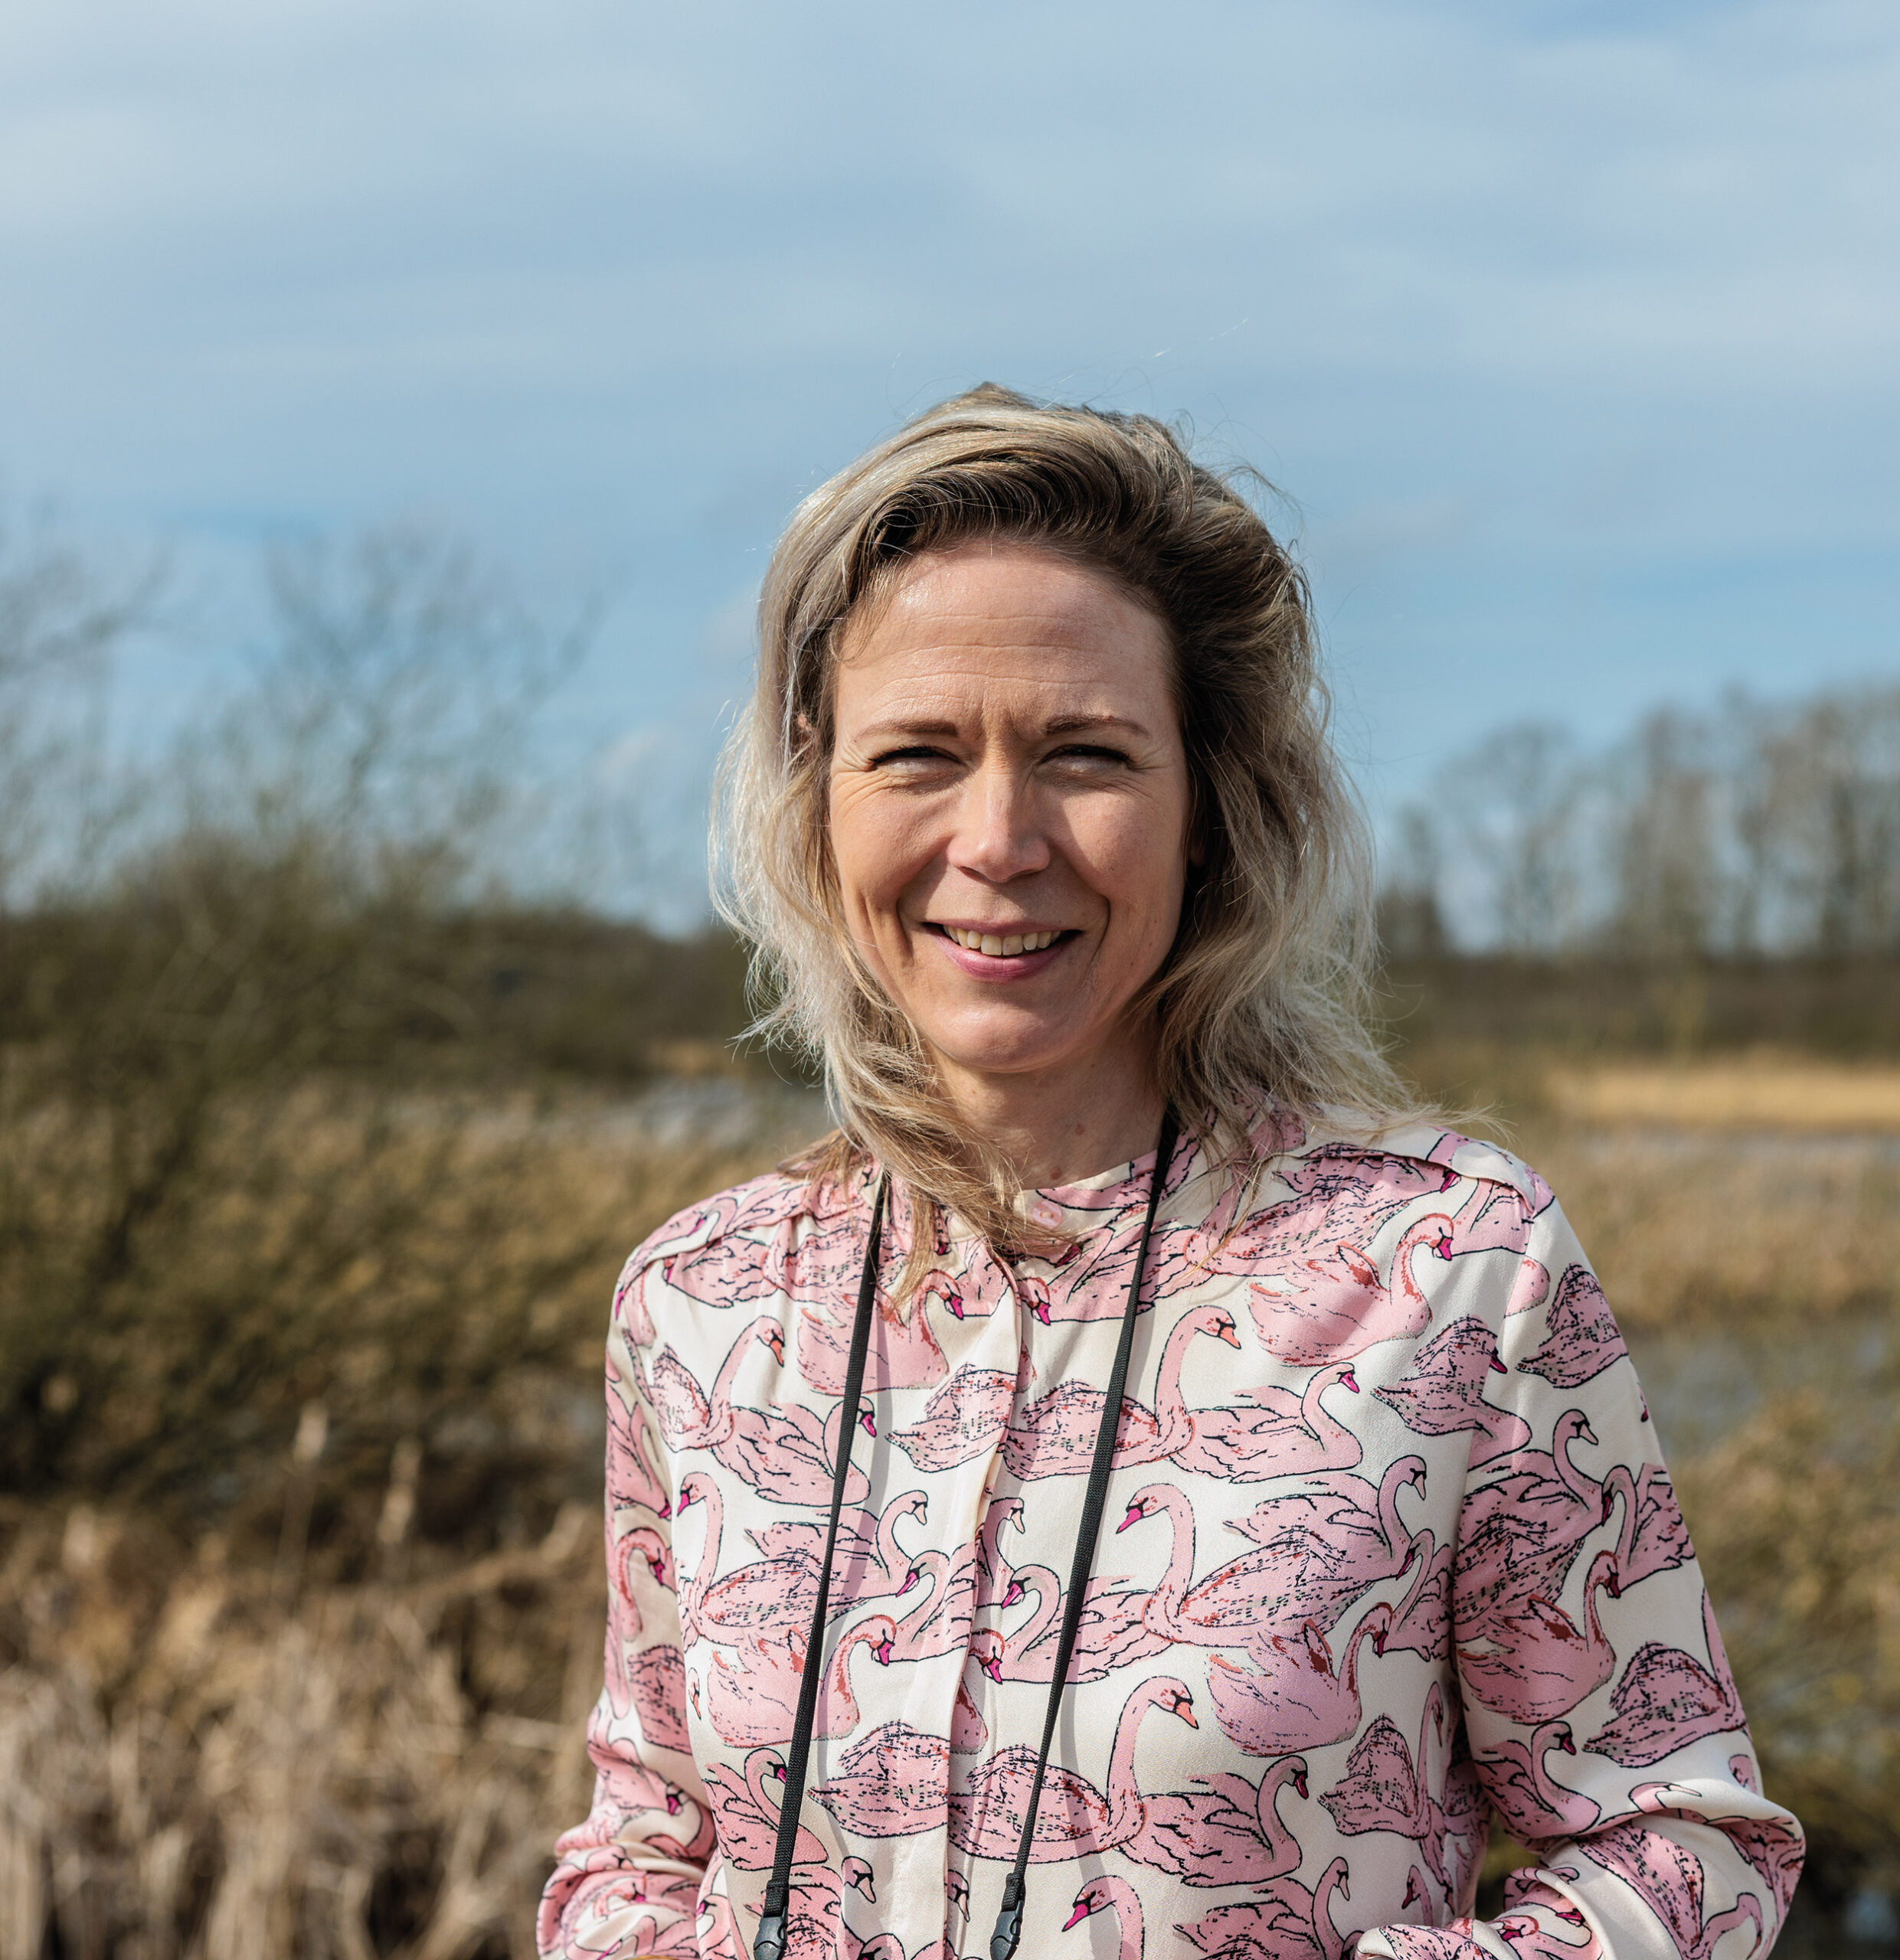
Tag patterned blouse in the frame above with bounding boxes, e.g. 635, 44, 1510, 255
539, 1109, 1803, 1960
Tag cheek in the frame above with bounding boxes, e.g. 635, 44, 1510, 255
829, 783, 930, 908
1078, 802, 1189, 922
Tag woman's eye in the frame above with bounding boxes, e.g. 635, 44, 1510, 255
1047, 745, 1130, 769
872, 746, 954, 770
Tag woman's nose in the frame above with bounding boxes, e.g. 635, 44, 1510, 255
944, 765, 1050, 884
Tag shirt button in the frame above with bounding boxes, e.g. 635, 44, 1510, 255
1028, 1198, 1064, 1230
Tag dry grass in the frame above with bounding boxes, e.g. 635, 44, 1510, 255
0, 1495, 604, 1960
3, 1057, 1898, 1952
1548, 1054, 1900, 1133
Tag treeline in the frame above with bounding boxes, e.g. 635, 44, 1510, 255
1382, 683, 1900, 959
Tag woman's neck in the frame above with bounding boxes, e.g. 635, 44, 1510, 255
932, 1037, 1167, 1191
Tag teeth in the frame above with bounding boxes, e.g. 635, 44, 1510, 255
943, 927, 1061, 954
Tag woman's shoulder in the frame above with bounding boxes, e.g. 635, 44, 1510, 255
617, 1167, 820, 1289
613, 1158, 866, 1305
1244, 1105, 1559, 1234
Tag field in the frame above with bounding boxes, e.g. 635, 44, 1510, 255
2, 954, 1897, 1958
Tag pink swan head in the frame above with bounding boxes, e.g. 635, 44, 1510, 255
842, 1857, 876, 1902
921, 1272, 965, 1318
856, 1397, 876, 1437
1206, 1308, 1242, 1349
1063, 1880, 1114, 1932
1117, 1485, 1172, 1533
897, 1565, 922, 1597
1339, 1366, 1361, 1393
1585, 1547, 1622, 1599
1159, 1681, 1198, 1729
676, 1474, 708, 1512
970, 1629, 1006, 1682
758, 1323, 786, 1364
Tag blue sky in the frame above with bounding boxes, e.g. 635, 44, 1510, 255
3, 0, 1895, 920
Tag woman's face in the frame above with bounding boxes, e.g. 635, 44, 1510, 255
827, 541, 1194, 1096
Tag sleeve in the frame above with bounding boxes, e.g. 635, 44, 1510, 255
1356, 1188, 1804, 1959
538, 1257, 715, 1960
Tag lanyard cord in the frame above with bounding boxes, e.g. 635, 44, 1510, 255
753, 1172, 887, 1960
988, 1106, 1177, 1960
750, 1109, 1178, 1960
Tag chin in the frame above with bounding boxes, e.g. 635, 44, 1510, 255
924, 1021, 1090, 1080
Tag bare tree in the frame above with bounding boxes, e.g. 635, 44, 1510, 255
1434, 721, 1588, 954
0, 515, 155, 906
1608, 707, 1721, 959
1375, 802, 1450, 957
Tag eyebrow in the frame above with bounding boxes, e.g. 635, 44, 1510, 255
855, 711, 1154, 742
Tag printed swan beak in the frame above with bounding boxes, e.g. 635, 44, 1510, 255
1339, 1367, 1361, 1393
1216, 1315, 1242, 1349
1431, 1230, 1454, 1259
1061, 1901, 1094, 1932
1117, 1501, 1144, 1533
1490, 1354, 1509, 1373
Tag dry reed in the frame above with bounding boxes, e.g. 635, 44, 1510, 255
3, 1060, 1895, 1952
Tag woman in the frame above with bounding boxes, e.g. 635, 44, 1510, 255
540, 388, 1802, 1960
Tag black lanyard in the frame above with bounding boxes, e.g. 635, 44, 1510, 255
751, 1109, 1179, 1960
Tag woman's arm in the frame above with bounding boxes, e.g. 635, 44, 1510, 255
1358, 1188, 1804, 1959
538, 1262, 712, 1960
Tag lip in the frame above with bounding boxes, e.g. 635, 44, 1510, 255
924, 921, 1076, 982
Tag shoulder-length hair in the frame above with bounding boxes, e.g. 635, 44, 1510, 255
714, 384, 1411, 1261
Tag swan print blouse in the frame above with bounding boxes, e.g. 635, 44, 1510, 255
540, 1112, 1803, 1960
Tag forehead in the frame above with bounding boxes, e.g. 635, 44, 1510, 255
832, 543, 1174, 724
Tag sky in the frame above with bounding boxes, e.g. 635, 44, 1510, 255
2, 0, 1896, 922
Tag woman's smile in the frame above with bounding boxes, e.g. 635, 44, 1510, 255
924, 921, 1078, 980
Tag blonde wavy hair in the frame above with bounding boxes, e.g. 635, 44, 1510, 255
713, 384, 1411, 1263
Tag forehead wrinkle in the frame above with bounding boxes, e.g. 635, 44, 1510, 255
849, 707, 1156, 745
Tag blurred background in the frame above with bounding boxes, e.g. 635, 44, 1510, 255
1, 2, 1896, 1955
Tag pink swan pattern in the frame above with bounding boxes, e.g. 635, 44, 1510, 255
544, 1113, 1801, 1960
1375, 1315, 1532, 1465
1521, 1266, 1630, 1390
1000, 1306, 1244, 1480
1245, 1213, 1455, 1365
1207, 1602, 1396, 1756
1582, 1594, 1748, 1766
949, 1676, 1201, 1864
